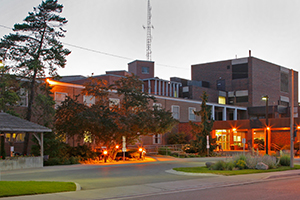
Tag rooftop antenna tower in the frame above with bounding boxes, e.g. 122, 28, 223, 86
143, 0, 154, 61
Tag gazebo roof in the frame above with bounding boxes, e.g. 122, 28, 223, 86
0, 111, 52, 133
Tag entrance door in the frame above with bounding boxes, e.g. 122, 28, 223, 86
253, 131, 265, 150
215, 130, 230, 150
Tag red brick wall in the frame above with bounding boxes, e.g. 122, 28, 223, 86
271, 131, 291, 147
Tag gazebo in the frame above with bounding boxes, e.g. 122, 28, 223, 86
0, 111, 52, 162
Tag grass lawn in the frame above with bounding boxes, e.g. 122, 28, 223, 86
173, 165, 300, 176
0, 181, 76, 197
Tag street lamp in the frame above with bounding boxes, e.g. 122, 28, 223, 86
262, 95, 269, 154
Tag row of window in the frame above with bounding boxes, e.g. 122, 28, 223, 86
55, 93, 197, 121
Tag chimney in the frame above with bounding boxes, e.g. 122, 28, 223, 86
249, 50, 252, 57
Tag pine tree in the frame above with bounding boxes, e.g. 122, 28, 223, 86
0, 0, 70, 154
189, 91, 216, 155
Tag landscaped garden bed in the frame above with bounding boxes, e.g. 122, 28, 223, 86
173, 153, 300, 175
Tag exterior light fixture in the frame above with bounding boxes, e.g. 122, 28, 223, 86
115, 145, 119, 149
232, 128, 237, 132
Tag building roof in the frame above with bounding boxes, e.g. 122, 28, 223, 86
0, 111, 52, 133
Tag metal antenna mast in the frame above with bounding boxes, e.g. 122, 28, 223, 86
143, 0, 154, 61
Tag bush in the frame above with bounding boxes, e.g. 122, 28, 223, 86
158, 147, 171, 155
235, 160, 247, 170
44, 156, 80, 166
44, 157, 62, 166
211, 161, 227, 170
226, 161, 235, 170
280, 155, 290, 166
262, 155, 278, 169
182, 144, 197, 153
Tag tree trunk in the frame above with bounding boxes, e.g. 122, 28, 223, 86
22, 68, 38, 155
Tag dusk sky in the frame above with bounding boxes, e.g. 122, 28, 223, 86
1, 0, 300, 82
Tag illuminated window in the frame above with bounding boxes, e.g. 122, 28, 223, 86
83, 131, 92, 143
171, 105, 180, 119
218, 96, 226, 104
5, 133, 25, 142
189, 107, 196, 121
84, 95, 95, 107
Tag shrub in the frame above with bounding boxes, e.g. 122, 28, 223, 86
262, 155, 278, 169
280, 155, 290, 166
211, 161, 227, 170
44, 157, 62, 166
235, 160, 247, 170
245, 155, 261, 169
158, 147, 171, 155
182, 144, 197, 153
225, 161, 235, 170
69, 156, 80, 164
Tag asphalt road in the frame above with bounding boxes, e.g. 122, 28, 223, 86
1, 156, 226, 190
127, 175, 300, 200
2, 156, 300, 200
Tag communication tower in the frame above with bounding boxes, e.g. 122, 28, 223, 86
143, 0, 154, 61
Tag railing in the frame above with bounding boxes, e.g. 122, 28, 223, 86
258, 144, 265, 150
271, 143, 281, 151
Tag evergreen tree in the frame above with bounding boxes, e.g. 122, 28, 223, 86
0, 61, 20, 114
189, 91, 216, 155
0, 0, 70, 154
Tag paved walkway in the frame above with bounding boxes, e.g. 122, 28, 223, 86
2, 156, 300, 200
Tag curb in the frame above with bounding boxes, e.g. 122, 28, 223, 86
165, 169, 221, 176
265, 172, 300, 180
74, 182, 81, 191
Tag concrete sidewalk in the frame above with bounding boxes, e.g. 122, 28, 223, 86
2, 166, 300, 200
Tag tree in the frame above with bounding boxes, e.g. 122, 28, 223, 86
0, 62, 20, 114
55, 75, 178, 160
55, 95, 87, 145
189, 91, 216, 155
0, 0, 70, 154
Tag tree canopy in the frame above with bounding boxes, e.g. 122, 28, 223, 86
0, 0, 70, 154
55, 75, 178, 152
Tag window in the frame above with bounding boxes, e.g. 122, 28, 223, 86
153, 134, 161, 144
83, 131, 92, 143
172, 105, 180, 119
5, 133, 25, 142
109, 98, 120, 108
218, 96, 226, 104
18, 88, 28, 107
55, 92, 68, 108
84, 95, 95, 107
281, 72, 289, 92
153, 103, 162, 110
232, 63, 248, 79
142, 66, 149, 74
189, 107, 196, 121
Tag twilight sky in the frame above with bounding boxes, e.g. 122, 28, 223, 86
1, 0, 300, 81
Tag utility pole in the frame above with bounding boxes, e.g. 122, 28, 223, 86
143, 0, 154, 61
290, 69, 294, 168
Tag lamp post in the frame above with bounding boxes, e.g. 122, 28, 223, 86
262, 95, 269, 155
